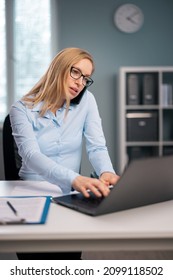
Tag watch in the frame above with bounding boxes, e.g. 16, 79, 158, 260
114, 4, 144, 33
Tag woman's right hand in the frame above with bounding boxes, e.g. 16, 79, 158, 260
72, 175, 110, 198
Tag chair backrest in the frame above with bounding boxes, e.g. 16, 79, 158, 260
2, 115, 22, 180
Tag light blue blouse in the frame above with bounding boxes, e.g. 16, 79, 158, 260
10, 90, 115, 193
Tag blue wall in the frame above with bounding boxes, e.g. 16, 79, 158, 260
57, 0, 173, 175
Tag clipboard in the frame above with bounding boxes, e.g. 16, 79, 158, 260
0, 196, 51, 225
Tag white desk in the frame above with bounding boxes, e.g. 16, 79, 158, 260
0, 180, 173, 253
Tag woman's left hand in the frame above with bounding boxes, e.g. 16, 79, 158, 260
100, 172, 120, 187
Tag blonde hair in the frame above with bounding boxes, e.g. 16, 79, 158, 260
22, 47, 95, 116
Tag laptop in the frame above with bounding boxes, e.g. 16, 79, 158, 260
52, 155, 173, 216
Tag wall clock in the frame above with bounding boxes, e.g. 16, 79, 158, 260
114, 4, 144, 33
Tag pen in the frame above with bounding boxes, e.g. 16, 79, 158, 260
0, 219, 26, 225
6, 201, 26, 223
7, 201, 18, 216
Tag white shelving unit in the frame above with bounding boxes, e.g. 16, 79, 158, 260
118, 66, 173, 174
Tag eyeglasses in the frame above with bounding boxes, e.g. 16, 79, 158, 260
70, 67, 94, 87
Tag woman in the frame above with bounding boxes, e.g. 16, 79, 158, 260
10, 48, 119, 260
10, 47, 119, 198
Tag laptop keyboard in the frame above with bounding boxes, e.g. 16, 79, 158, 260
67, 192, 104, 210
53, 190, 111, 214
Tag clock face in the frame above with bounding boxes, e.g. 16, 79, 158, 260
114, 4, 144, 33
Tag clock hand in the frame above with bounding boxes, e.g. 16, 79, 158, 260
126, 17, 137, 24
129, 11, 139, 19
127, 11, 139, 24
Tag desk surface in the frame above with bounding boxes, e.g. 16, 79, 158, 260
0, 180, 173, 253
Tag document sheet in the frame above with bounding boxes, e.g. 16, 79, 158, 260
0, 196, 50, 224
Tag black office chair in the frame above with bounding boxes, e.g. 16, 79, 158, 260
2, 114, 22, 180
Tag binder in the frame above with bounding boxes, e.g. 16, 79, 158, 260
143, 74, 156, 104
127, 74, 139, 105
0, 196, 51, 225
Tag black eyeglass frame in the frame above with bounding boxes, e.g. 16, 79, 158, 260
70, 67, 94, 87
